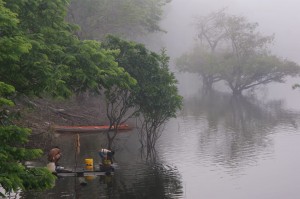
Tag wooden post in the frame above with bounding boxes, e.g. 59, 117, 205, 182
74, 133, 80, 170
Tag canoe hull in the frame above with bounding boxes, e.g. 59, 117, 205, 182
54, 124, 131, 133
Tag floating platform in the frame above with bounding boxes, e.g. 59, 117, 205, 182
55, 168, 114, 177
53, 124, 132, 133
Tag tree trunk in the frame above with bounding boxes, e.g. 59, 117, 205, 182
106, 128, 118, 149
232, 88, 243, 95
202, 76, 213, 92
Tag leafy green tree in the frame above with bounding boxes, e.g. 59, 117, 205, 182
3, 0, 123, 98
138, 48, 182, 152
2, 0, 77, 96
178, 10, 300, 95
0, 2, 55, 196
0, 0, 55, 196
66, 39, 124, 95
0, 82, 55, 197
66, 0, 171, 40
103, 36, 182, 151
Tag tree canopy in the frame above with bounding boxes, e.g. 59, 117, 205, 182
2, 0, 126, 98
176, 10, 300, 95
103, 36, 182, 149
2, 0, 76, 96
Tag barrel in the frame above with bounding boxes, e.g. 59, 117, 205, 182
85, 158, 93, 167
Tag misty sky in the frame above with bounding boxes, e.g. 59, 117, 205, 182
161, 0, 300, 63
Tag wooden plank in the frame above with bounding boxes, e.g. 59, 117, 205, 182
55, 171, 114, 177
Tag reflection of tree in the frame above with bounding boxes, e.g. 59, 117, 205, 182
182, 90, 300, 170
20, 177, 77, 198
114, 163, 183, 199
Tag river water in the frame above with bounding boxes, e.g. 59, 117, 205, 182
20, 78, 300, 199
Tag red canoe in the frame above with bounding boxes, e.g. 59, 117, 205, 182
53, 124, 132, 133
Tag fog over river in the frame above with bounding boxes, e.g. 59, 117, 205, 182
20, 1, 300, 198
154, 1, 300, 198
160, 0, 300, 63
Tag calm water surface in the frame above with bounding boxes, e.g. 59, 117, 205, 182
21, 83, 300, 199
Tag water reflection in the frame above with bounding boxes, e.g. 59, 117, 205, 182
180, 90, 300, 171
21, 131, 183, 198
19, 89, 300, 199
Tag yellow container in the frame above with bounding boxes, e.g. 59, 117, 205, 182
85, 158, 93, 167
85, 164, 95, 181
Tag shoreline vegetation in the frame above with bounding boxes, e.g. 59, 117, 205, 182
0, 0, 182, 196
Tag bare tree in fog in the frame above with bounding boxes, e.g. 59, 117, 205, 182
176, 44, 223, 92
176, 10, 300, 95
176, 10, 227, 92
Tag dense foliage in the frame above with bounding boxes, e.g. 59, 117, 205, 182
2, 0, 75, 96
0, 81, 56, 197
2, 0, 125, 97
176, 10, 300, 94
